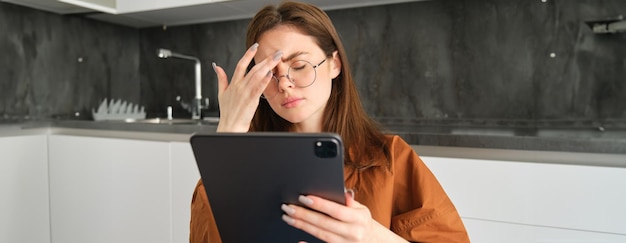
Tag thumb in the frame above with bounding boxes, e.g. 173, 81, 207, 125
344, 188, 356, 207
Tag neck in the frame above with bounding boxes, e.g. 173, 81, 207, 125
292, 119, 322, 133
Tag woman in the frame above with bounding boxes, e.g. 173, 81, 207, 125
190, 1, 469, 242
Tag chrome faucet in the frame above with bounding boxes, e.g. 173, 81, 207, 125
157, 48, 205, 120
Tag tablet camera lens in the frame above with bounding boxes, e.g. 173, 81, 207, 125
314, 140, 338, 158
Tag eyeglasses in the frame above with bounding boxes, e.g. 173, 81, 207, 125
261, 59, 327, 99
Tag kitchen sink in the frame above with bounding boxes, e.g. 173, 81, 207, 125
124, 117, 219, 125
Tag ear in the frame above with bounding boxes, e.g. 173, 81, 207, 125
330, 51, 341, 80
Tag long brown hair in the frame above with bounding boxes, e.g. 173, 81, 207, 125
246, 1, 389, 168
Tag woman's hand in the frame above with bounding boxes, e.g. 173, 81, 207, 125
212, 43, 283, 132
281, 192, 409, 243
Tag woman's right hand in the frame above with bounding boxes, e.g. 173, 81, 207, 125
212, 43, 283, 132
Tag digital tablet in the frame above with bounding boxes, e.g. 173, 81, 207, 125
190, 132, 346, 243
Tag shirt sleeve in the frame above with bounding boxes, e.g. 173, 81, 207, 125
189, 180, 222, 243
388, 136, 470, 242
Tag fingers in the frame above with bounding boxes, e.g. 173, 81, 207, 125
242, 49, 283, 95
345, 188, 355, 204
212, 62, 228, 96
213, 43, 283, 98
281, 195, 371, 241
284, 198, 403, 243
232, 43, 260, 80
211, 43, 283, 133
303, 195, 365, 222
282, 204, 346, 243
213, 43, 258, 96
233, 42, 281, 88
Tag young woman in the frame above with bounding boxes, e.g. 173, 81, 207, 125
190, 1, 469, 242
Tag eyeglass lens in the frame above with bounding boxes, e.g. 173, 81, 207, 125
261, 60, 322, 99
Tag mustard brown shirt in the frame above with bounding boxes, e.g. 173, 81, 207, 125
190, 135, 469, 242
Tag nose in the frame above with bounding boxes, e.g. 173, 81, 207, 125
275, 75, 294, 92
274, 65, 294, 91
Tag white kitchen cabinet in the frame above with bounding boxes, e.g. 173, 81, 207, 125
11, 126, 625, 243
48, 135, 171, 243
0, 135, 50, 243
463, 218, 626, 243
59, 0, 228, 14
421, 154, 626, 242
170, 141, 201, 243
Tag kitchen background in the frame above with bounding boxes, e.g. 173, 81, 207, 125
1, 0, 625, 128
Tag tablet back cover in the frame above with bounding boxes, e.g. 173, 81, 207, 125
190, 132, 345, 243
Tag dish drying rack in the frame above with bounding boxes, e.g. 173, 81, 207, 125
92, 98, 146, 121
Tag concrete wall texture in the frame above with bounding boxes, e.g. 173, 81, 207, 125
2, 0, 625, 123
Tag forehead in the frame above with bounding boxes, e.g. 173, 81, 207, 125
255, 24, 321, 61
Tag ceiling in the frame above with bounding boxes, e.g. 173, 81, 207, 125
2, 0, 427, 28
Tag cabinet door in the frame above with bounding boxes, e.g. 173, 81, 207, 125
170, 141, 201, 243
48, 135, 170, 243
0, 135, 50, 243
422, 155, 626, 242
463, 218, 626, 243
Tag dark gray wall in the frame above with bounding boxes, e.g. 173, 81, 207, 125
2, 0, 626, 123
140, 20, 249, 118
0, 3, 140, 120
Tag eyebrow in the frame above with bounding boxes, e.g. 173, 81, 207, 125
283, 51, 308, 62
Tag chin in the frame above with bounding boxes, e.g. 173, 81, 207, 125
278, 112, 310, 124
283, 116, 307, 124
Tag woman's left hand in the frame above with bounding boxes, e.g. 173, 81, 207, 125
281, 192, 409, 243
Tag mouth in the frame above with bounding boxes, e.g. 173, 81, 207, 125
281, 97, 303, 108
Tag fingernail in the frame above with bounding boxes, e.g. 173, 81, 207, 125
281, 204, 295, 215
345, 188, 355, 199
273, 50, 283, 61
266, 70, 273, 77
249, 43, 259, 51
211, 62, 217, 72
298, 195, 313, 206
282, 214, 295, 225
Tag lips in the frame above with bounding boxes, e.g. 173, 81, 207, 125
281, 97, 303, 108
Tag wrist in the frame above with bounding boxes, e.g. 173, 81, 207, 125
216, 123, 249, 133
372, 220, 409, 243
